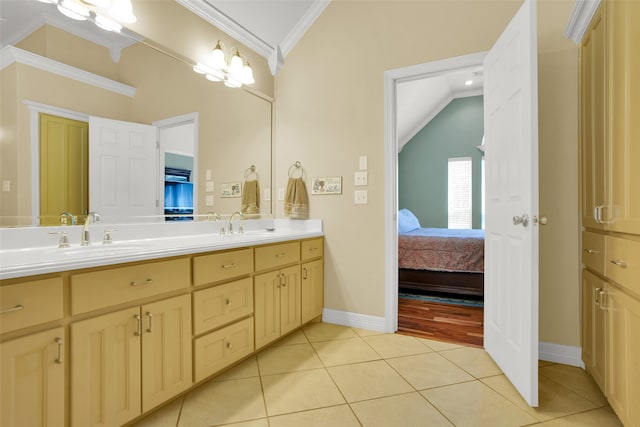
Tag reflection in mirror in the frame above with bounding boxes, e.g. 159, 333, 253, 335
0, 6, 272, 227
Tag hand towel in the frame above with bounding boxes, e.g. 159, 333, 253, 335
284, 177, 309, 219
241, 179, 260, 216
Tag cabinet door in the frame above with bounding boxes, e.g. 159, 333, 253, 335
1, 327, 65, 427
254, 270, 281, 349
607, 286, 640, 427
301, 259, 324, 324
141, 294, 192, 412
580, 3, 608, 229
280, 265, 302, 336
581, 270, 607, 392
607, 0, 640, 235
71, 308, 141, 427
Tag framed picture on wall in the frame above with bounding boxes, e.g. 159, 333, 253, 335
221, 182, 242, 197
311, 176, 342, 195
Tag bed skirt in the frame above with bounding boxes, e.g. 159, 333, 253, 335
398, 268, 484, 298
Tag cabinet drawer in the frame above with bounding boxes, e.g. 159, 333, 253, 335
193, 249, 253, 286
71, 258, 190, 315
583, 231, 605, 275
255, 242, 300, 271
193, 278, 253, 335
0, 277, 63, 334
301, 238, 324, 261
193, 317, 254, 382
605, 235, 640, 296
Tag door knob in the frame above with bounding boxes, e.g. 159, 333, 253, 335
512, 214, 529, 227
533, 215, 548, 226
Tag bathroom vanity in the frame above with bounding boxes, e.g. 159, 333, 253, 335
0, 220, 323, 427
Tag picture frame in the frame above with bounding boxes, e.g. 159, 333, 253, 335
221, 182, 242, 198
311, 176, 342, 195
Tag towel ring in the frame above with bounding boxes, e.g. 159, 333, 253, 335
288, 161, 305, 179
244, 165, 259, 180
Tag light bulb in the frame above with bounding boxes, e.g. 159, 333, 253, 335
95, 14, 122, 32
240, 63, 255, 85
110, 0, 136, 23
57, 0, 90, 20
193, 63, 207, 74
228, 52, 243, 76
211, 42, 226, 70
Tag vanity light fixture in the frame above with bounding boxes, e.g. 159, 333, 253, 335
193, 40, 255, 88
37, 0, 136, 32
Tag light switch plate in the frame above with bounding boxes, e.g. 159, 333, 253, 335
354, 171, 368, 186
359, 155, 368, 170
1, 180, 10, 192
278, 188, 285, 201
354, 189, 368, 204
206, 169, 211, 180
205, 195, 214, 206
205, 181, 214, 192
264, 188, 271, 201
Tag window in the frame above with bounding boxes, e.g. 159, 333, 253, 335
448, 157, 472, 229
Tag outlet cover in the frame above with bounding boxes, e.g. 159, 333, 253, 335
205, 181, 214, 192
205, 195, 214, 206
354, 171, 368, 186
354, 189, 368, 204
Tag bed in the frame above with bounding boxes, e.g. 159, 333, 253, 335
398, 209, 484, 297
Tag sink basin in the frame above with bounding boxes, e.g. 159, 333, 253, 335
43, 241, 159, 257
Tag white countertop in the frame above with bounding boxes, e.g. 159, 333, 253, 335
0, 219, 323, 280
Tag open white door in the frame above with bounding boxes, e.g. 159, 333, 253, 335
89, 117, 158, 219
483, 0, 539, 406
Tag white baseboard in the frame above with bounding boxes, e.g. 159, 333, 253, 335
323, 308, 586, 369
322, 308, 386, 333
539, 342, 585, 368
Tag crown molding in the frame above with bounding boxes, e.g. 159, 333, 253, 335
564, 0, 601, 43
1, 46, 136, 97
279, 0, 330, 57
176, 0, 273, 59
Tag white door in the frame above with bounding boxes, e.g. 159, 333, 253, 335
483, 0, 539, 406
89, 117, 158, 219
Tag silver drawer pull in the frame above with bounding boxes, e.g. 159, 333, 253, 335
610, 259, 628, 268
584, 248, 599, 254
130, 278, 153, 286
134, 314, 142, 336
309, 247, 319, 251
146, 312, 153, 333
226, 298, 232, 306
222, 263, 236, 269
276, 253, 286, 258
0, 304, 24, 315
54, 337, 63, 364
226, 341, 233, 350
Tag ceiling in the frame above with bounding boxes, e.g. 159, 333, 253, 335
0, 0, 483, 148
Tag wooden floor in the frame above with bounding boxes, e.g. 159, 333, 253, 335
397, 297, 484, 347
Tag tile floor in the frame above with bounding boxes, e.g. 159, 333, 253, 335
132, 322, 622, 427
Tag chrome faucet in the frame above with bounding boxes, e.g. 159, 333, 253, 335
81, 211, 100, 246
228, 211, 244, 234
60, 211, 77, 225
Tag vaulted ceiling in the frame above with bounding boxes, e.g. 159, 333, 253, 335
0, 0, 483, 147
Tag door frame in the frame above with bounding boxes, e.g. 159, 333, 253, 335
26, 101, 89, 226
383, 52, 487, 333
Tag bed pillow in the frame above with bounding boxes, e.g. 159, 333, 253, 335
398, 208, 421, 233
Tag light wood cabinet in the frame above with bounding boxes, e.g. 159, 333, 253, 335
193, 277, 253, 335
254, 265, 301, 349
607, 285, 640, 427
71, 294, 192, 426
0, 277, 63, 334
0, 327, 65, 427
301, 259, 324, 324
581, 270, 607, 392
579, 2, 640, 425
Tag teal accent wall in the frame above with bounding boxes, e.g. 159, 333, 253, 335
398, 95, 484, 229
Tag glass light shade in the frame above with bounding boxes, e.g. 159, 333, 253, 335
228, 52, 243, 76
224, 77, 242, 88
95, 14, 122, 32
81, 0, 111, 7
37, 0, 57, 4
57, 0, 90, 20
193, 63, 207, 74
211, 43, 226, 70
240, 64, 255, 85
206, 73, 223, 82
109, 0, 136, 23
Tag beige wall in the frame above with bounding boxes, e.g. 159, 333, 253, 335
274, 0, 580, 346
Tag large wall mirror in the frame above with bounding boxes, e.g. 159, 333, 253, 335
0, 1, 273, 227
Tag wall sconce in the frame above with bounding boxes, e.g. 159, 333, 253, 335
37, 0, 136, 33
193, 40, 255, 88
